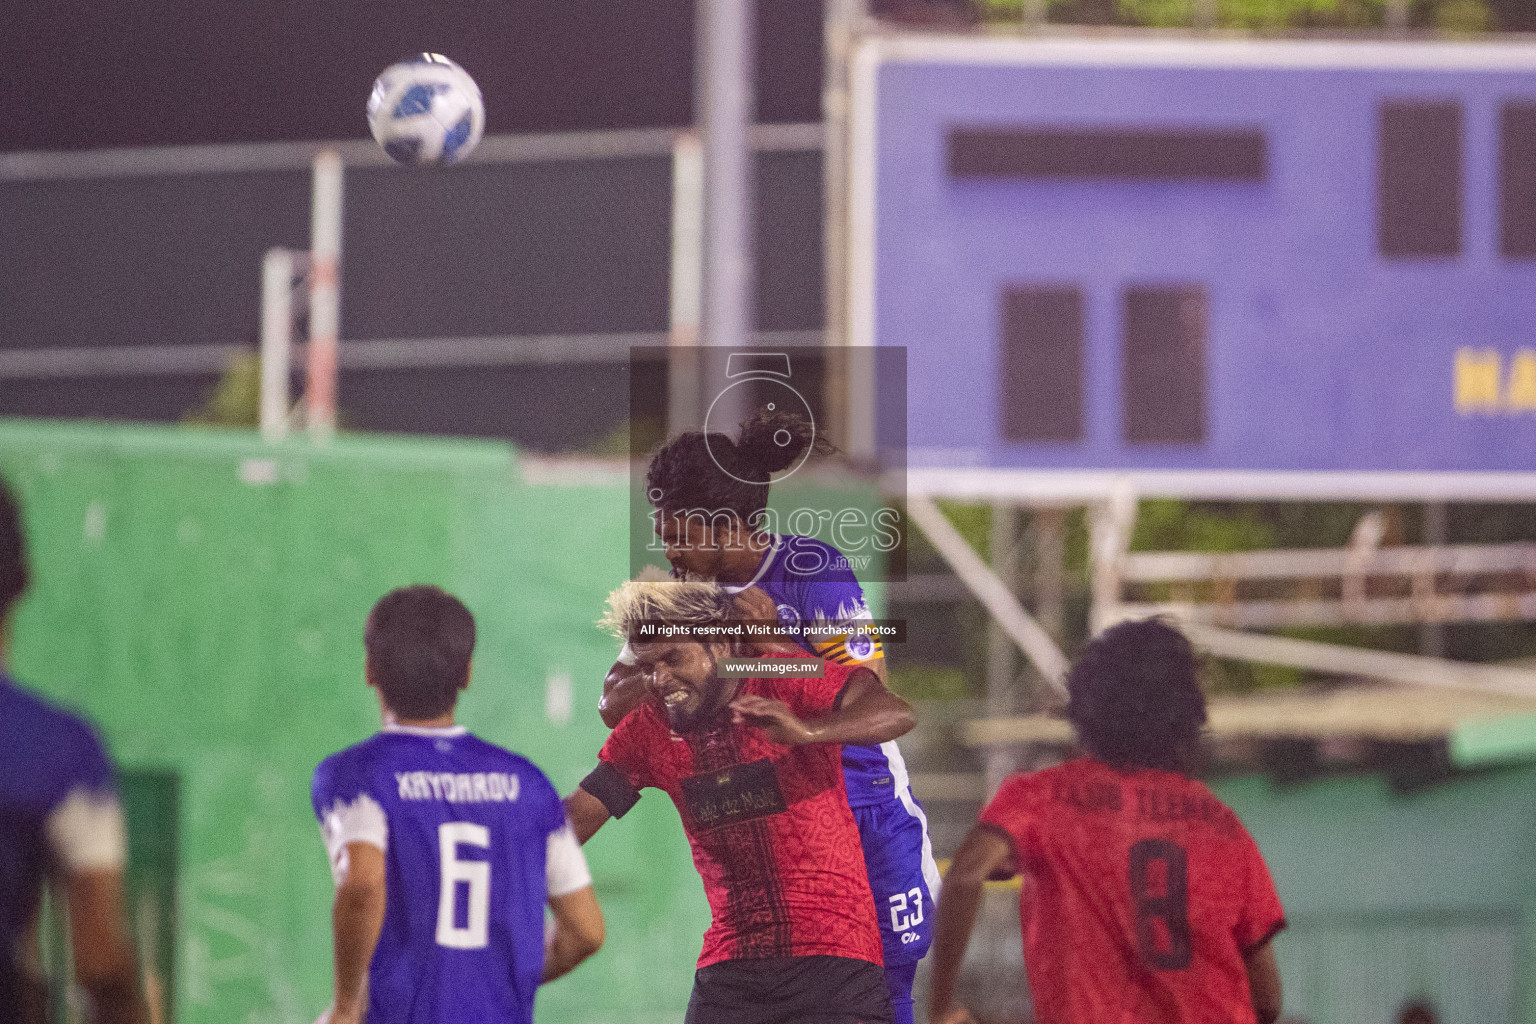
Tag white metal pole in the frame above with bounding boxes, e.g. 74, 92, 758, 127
846, 40, 879, 354
822, 0, 864, 352
696, 0, 754, 434
307, 149, 344, 443
669, 132, 705, 435
259, 248, 293, 443
698, 0, 754, 353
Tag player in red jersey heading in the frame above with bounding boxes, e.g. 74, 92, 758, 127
564, 576, 916, 1024
929, 619, 1285, 1024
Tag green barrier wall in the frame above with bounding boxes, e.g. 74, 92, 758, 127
1215, 768, 1536, 1024
0, 420, 708, 1024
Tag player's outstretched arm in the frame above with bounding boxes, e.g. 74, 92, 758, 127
541, 886, 605, 983
329, 842, 387, 1024
927, 825, 1017, 1024
729, 667, 915, 747
65, 869, 147, 1024
563, 788, 612, 845
599, 660, 650, 729
1244, 939, 1283, 1024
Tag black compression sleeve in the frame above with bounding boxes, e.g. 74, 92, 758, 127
581, 762, 641, 819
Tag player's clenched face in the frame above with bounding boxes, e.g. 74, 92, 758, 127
654, 510, 750, 581
636, 640, 736, 733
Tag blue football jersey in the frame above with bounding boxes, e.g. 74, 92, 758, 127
722, 533, 905, 809
723, 535, 943, 970
0, 673, 122, 1007
311, 725, 582, 1024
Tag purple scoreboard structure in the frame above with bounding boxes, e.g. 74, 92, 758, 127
850, 37, 1536, 482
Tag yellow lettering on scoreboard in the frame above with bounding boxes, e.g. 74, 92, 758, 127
1508, 351, 1536, 411
1455, 349, 1503, 413
1454, 348, 1536, 415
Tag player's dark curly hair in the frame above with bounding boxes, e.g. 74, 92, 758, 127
1067, 618, 1207, 774
0, 475, 29, 625
364, 585, 476, 721
645, 409, 835, 526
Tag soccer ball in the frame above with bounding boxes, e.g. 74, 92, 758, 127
366, 54, 485, 166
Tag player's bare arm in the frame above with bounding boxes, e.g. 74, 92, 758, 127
564, 787, 612, 845
541, 885, 605, 983
728, 666, 914, 747
65, 869, 148, 1024
1245, 940, 1283, 1024
329, 841, 387, 1024
926, 825, 1016, 1024
599, 660, 650, 729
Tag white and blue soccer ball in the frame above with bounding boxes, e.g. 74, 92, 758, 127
366, 54, 485, 166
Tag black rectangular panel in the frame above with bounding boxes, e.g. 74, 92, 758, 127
1123, 286, 1207, 445
949, 127, 1266, 180
680, 759, 787, 831
1501, 101, 1536, 259
1378, 101, 1463, 258
1000, 287, 1084, 443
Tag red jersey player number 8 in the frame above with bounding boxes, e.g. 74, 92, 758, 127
1128, 838, 1191, 970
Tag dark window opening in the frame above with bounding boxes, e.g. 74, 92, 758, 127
949, 127, 1266, 181
1123, 285, 1207, 445
1501, 101, 1536, 259
1000, 286, 1084, 443
1378, 101, 1463, 258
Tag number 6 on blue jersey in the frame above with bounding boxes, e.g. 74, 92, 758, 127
436, 822, 490, 949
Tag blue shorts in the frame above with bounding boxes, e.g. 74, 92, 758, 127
853, 797, 940, 968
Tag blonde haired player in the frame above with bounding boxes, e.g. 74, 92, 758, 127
600, 411, 940, 1024
569, 575, 915, 1024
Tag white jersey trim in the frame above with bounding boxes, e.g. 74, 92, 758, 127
320, 793, 389, 884
46, 788, 127, 872
882, 741, 944, 900
546, 823, 593, 898
382, 723, 467, 737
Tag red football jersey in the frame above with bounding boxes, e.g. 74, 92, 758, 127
597, 656, 884, 969
980, 757, 1285, 1024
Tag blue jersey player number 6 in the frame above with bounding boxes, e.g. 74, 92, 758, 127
436, 822, 491, 949
312, 587, 605, 1024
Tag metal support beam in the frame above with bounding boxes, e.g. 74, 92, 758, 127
1088, 485, 1138, 634
1033, 508, 1067, 644
906, 494, 1070, 694
1167, 621, 1536, 699
1422, 501, 1448, 658
985, 504, 1020, 793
